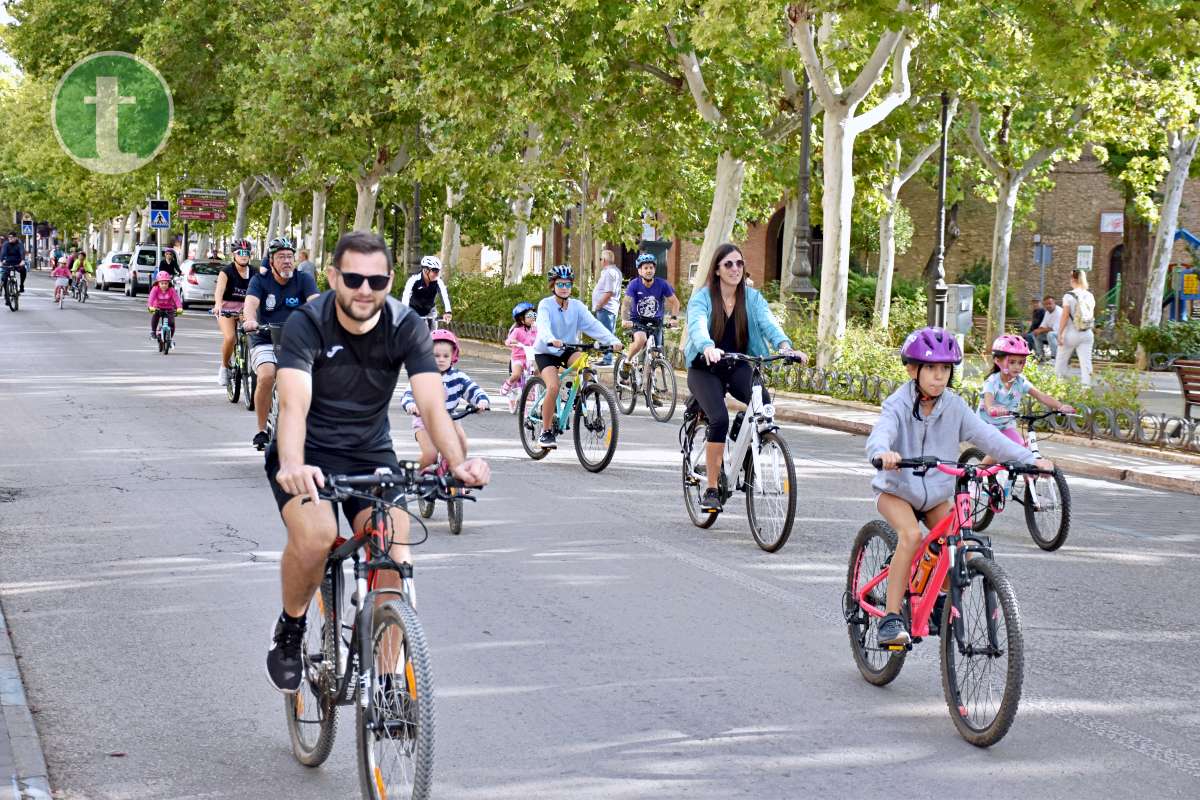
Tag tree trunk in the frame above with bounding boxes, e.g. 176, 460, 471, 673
353, 176, 381, 231
138, 207, 150, 244
504, 212, 529, 286
873, 199, 897, 329
197, 232, 211, 259
233, 177, 259, 240
440, 185, 462, 279
267, 199, 280, 241
311, 187, 328, 267
1121, 197, 1152, 326
1142, 127, 1200, 327
985, 178, 1020, 347
691, 151, 747, 290
280, 201, 292, 239
115, 213, 129, 251
815, 114, 856, 368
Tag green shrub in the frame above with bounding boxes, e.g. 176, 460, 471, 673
448, 273, 552, 326
1123, 320, 1200, 356
845, 272, 925, 321
960, 359, 1146, 412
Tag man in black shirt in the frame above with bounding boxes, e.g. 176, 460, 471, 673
243, 237, 320, 449
264, 231, 491, 694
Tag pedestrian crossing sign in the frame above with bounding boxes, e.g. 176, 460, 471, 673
21, 222, 33, 236
150, 209, 170, 229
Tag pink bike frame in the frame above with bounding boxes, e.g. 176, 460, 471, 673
855, 462, 1007, 639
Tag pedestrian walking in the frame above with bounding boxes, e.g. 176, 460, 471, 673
295, 249, 316, 275
591, 249, 623, 365
1055, 270, 1096, 386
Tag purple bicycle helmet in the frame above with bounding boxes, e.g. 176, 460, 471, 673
900, 327, 962, 365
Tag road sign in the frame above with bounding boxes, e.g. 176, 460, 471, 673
1076, 245, 1093, 271
1182, 270, 1200, 300
178, 209, 227, 222
21, 222, 34, 236
149, 198, 170, 229
182, 188, 227, 199
179, 196, 227, 209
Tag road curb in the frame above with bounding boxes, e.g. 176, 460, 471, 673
457, 336, 1200, 495
0, 600, 51, 799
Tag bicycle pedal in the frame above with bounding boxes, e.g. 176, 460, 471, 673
884, 643, 913, 652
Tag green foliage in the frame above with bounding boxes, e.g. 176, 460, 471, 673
447, 273, 551, 326
1117, 320, 1200, 358
845, 272, 924, 320
961, 360, 1147, 413
851, 202, 914, 257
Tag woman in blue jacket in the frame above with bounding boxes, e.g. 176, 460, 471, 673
685, 243, 804, 512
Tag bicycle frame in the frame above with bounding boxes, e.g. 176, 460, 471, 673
855, 466, 1003, 641
721, 382, 774, 491
548, 349, 597, 432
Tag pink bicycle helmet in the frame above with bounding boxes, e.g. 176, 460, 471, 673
900, 327, 962, 365
155, 271, 173, 283
991, 334, 1030, 357
430, 328, 460, 363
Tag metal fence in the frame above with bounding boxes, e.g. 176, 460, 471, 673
449, 322, 1200, 453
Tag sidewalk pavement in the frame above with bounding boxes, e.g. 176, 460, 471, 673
460, 338, 1200, 497
1, 601, 50, 800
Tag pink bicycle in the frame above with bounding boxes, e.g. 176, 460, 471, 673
844, 456, 1045, 747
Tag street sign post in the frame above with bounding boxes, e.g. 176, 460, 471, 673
149, 199, 170, 229
178, 189, 228, 222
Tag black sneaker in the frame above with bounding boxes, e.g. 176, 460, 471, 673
876, 613, 910, 647
252, 430, 269, 450
699, 488, 723, 513
266, 615, 306, 694
537, 430, 557, 449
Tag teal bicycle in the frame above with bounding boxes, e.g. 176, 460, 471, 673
517, 343, 620, 472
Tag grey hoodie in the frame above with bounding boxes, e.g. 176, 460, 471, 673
866, 381, 1036, 512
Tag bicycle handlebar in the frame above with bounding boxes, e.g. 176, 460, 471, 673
870, 456, 1049, 477
562, 343, 618, 352
449, 404, 485, 421
316, 465, 478, 503
720, 352, 808, 366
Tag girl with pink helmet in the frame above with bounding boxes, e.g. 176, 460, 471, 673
400, 328, 490, 468
978, 333, 1075, 447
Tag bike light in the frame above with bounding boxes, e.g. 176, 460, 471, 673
761, 403, 776, 418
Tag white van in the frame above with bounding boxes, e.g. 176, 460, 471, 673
126, 244, 165, 297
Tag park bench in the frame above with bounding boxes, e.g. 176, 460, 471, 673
1174, 358, 1200, 420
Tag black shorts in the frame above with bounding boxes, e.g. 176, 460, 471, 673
534, 348, 580, 373
631, 319, 665, 347
264, 445, 406, 524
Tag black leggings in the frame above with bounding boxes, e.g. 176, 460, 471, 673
151, 309, 177, 336
687, 359, 753, 443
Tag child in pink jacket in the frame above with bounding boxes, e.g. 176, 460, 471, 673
147, 271, 182, 339
51, 261, 71, 303
500, 301, 538, 410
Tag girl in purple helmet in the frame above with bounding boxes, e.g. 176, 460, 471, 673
865, 327, 1054, 647
978, 334, 1075, 450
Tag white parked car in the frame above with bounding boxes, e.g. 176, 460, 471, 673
95, 251, 132, 291
179, 259, 222, 308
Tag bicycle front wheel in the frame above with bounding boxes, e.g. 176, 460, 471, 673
1023, 468, 1071, 551
744, 430, 797, 552
941, 556, 1024, 747
226, 362, 241, 404
447, 497, 463, 535
646, 356, 677, 422
417, 496, 435, 519
612, 355, 637, 415
959, 447, 997, 532
357, 599, 434, 800
286, 573, 339, 766
517, 377, 550, 460
845, 521, 906, 685
573, 383, 618, 472
243, 356, 256, 411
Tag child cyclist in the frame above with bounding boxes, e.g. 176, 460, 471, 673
500, 301, 538, 411
977, 334, 1075, 457
865, 327, 1055, 646
51, 259, 71, 302
147, 270, 182, 340
401, 329, 489, 468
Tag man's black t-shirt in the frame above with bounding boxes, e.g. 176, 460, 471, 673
247, 269, 319, 346
277, 293, 438, 456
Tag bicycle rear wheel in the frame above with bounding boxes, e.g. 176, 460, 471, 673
940, 557, 1024, 747
226, 362, 241, 404
5, 280, 17, 311
612, 355, 637, 415
744, 431, 797, 552
958, 447, 997, 531
681, 419, 718, 529
845, 521, 906, 685
1022, 468, 1071, 551
517, 377, 550, 460
573, 383, 618, 472
286, 572, 339, 766
646, 356, 677, 422
417, 496, 435, 519
357, 599, 434, 800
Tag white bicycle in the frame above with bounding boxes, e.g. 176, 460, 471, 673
680, 353, 805, 552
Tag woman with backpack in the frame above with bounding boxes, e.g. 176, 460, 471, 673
1056, 269, 1096, 386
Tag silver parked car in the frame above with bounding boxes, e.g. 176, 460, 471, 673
178, 259, 222, 308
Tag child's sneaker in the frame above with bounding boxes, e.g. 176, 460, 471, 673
876, 613, 910, 646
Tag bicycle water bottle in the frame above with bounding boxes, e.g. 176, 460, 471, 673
729, 411, 745, 441
560, 378, 572, 404
909, 541, 940, 595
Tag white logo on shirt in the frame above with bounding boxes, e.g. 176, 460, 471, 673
326, 345, 343, 358
265, 293, 277, 311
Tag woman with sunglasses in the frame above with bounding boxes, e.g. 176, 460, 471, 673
685, 243, 805, 512
531, 264, 623, 449
212, 239, 254, 387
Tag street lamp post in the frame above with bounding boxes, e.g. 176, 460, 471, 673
928, 91, 950, 327
789, 76, 817, 302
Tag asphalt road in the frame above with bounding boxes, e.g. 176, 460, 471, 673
2, 270, 1199, 799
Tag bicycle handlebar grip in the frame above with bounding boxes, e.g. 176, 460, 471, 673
871, 457, 884, 470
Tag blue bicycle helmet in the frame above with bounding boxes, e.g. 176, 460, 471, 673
512, 301, 535, 321
547, 264, 574, 282
635, 252, 656, 267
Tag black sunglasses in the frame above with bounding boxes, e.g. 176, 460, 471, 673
720, 258, 745, 269
340, 271, 390, 291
